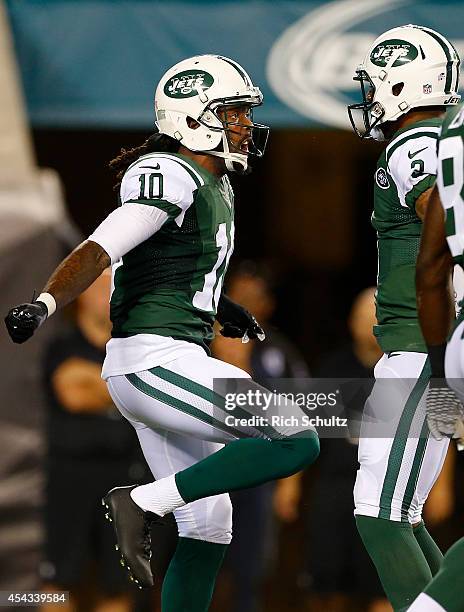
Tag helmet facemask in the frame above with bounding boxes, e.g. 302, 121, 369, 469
197, 97, 269, 173
347, 70, 387, 140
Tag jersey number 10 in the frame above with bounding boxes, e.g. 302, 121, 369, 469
139, 173, 164, 199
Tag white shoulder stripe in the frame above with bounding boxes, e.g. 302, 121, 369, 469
154, 154, 206, 186
386, 126, 440, 158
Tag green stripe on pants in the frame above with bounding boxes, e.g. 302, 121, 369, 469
401, 418, 430, 521
378, 361, 431, 520
150, 366, 283, 439
125, 372, 244, 438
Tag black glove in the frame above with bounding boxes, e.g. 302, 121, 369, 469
426, 380, 464, 440
426, 343, 464, 440
216, 294, 265, 342
4, 301, 48, 344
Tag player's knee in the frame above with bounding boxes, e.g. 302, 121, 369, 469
282, 432, 320, 475
299, 431, 320, 467
176, 494, 233, 545
353, 466, 381, 517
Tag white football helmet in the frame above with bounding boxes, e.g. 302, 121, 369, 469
348, 25, 461, 141
154, 54, 269, 172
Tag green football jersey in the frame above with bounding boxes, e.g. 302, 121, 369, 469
372, 118, 441, 353
437, 102, 464, 269
110, 152, 235, 352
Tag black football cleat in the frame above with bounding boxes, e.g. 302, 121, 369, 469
102, 485, 159, 589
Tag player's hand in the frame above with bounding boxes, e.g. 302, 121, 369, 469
216, 294, 265, 343
426, 379, 464, 441
4, 302, 48, 344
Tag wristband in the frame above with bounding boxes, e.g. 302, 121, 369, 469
427, 343, 446, 378
35, 292, 57, 317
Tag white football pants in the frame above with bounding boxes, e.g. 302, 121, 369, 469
354, 352, 449, 523
107, 350, 312, 544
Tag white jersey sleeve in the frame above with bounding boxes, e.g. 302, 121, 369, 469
386, 127, 440, 209
88, 204, 169, 264
88, 153, 204, 264
120, 153, 204, 226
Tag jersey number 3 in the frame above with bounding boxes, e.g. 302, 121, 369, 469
411, 159, 425, 179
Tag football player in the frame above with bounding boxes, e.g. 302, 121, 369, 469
347, 25, 460, 611
410, 102, 464, 612
5, 55, 320, 610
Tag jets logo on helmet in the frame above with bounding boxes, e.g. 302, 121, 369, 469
163, 70, 215, 99
347, 25, 461, 141
370, 39, 418, 68
154, 54, 269, 173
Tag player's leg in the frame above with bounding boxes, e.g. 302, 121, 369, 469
110, 353, 319, 514
407, 537, 464, 612
408, 437, 448, 576
409, 320, 464, 587
406, 322, 464, 612
354, 352, 448, 611
135, 427, 232, 612
412, 521, 443, 577
105, 353, 318, 607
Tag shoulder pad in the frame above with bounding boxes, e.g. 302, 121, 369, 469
386, 128, 439, 208
120, 153, 205, 211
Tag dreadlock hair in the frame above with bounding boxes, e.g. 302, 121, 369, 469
109, 131, 180, 190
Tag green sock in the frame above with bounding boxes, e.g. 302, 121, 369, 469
413, 521, 443, 576
161, 537, 227, 612
424, 536, 464, 612
356, 515, 432, 611
176, 432, 319, 503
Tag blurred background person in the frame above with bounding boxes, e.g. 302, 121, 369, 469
211, 262, 309, 612
39, 270, 150, 612
214, 262, 310, 381
302, 287, 390, 612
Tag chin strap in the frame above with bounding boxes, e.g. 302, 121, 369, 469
207, 132, 248, 172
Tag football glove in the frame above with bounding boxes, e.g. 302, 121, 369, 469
4, 301, 48, 344
426, 378, 464, 441
216, 294, 265, 343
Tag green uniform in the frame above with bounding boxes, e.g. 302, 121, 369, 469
437, 103, 464, 325
372, 118, 441, 353
437, 102, 464, 267
110, 152, 235, 352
